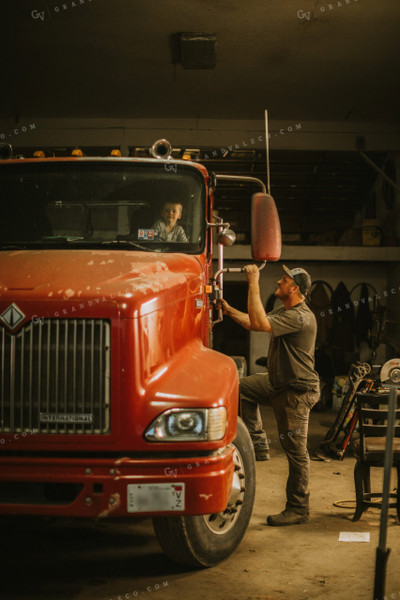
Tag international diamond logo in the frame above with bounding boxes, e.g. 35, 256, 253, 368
0, 303, 26, 330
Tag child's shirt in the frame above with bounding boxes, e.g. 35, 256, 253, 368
151, 219, 188, 242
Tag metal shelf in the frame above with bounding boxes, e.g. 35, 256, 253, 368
213, 245, 400, 262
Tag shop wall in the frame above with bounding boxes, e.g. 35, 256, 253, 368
220, 260, 391, 375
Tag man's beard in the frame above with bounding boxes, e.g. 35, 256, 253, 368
275, 288, 289, 301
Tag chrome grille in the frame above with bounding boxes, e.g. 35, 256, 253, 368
0, 319, 110, 434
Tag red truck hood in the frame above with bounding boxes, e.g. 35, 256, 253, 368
0, 250, 203, 316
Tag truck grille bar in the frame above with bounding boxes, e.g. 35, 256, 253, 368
0, 319, 110, 435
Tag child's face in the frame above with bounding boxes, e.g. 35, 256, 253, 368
161, 203, 182, 229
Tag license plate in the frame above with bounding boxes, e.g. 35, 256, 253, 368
127, 483, 185, 513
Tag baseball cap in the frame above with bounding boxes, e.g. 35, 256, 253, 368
282, 264, 312, 296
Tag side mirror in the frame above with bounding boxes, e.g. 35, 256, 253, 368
217, 227, 236, 247
251, 193, 281, 262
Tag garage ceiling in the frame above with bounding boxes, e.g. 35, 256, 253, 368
2, 0, 400, 122
2, 0, 398, 241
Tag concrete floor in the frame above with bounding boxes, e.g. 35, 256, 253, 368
2, 406, 400, 600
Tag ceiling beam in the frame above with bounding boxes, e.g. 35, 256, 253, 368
2, 119, 400, 152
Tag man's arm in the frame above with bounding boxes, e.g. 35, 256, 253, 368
220, 299, 252, 330
220, 264, 273, 332
244, 265, 273, 332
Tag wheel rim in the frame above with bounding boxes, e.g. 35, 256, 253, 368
202, 444, 246, 535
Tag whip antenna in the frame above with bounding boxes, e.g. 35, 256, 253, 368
264, 109, 271, 196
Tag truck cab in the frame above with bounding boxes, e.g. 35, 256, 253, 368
0, 142, 281, 567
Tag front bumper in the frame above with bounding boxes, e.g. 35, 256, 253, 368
0, 447, 235, 518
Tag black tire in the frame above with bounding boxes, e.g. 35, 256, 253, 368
152, 418, 256, 568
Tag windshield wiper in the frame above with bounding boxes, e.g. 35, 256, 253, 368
40, 236, 86, 242
0, 243, 30, 250
100, 240, 158, 251
0, 239, 159, 252
1, 238, 90, 249
0, 240, 57, 249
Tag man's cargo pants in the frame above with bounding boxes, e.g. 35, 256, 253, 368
240, 373, 319, 515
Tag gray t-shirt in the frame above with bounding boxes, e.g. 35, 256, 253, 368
151, 219, 188, 242
267, 302, 319, 393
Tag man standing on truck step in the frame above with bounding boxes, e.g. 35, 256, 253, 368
220, 264, 320, 526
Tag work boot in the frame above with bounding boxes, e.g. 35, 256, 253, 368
254, 442, 270, 461
266, 510, 309, 526
255, 450, 270, 461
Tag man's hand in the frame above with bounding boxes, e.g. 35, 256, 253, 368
217, 298, 251, 330
244, 264, 260, 285
216, 264, 271, 332
217, 298, 230, 314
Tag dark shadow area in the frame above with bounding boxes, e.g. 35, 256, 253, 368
213, 281, 250, 365
0, 516, 195, 599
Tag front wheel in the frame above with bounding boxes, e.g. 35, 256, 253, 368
152, 418, 256, 568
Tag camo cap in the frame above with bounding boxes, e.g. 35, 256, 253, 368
282, 264, 312, 296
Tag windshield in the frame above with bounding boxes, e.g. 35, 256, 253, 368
0, 161, 206, 253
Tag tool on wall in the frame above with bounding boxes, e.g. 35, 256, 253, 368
308, 280, 335, 412
350, 282, 377, 348
318, 362, 372, 459
369, 305, 388, 356
380, 358, 400, 385
318, 360, 400, 460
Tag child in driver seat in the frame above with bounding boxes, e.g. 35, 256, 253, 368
151, 201, 188, 242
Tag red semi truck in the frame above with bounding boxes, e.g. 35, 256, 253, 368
0, 140, 281, 567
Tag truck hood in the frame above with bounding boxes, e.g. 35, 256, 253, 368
0, 250, 203, 315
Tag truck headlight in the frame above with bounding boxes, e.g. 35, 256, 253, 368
144, 407, 227, 442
